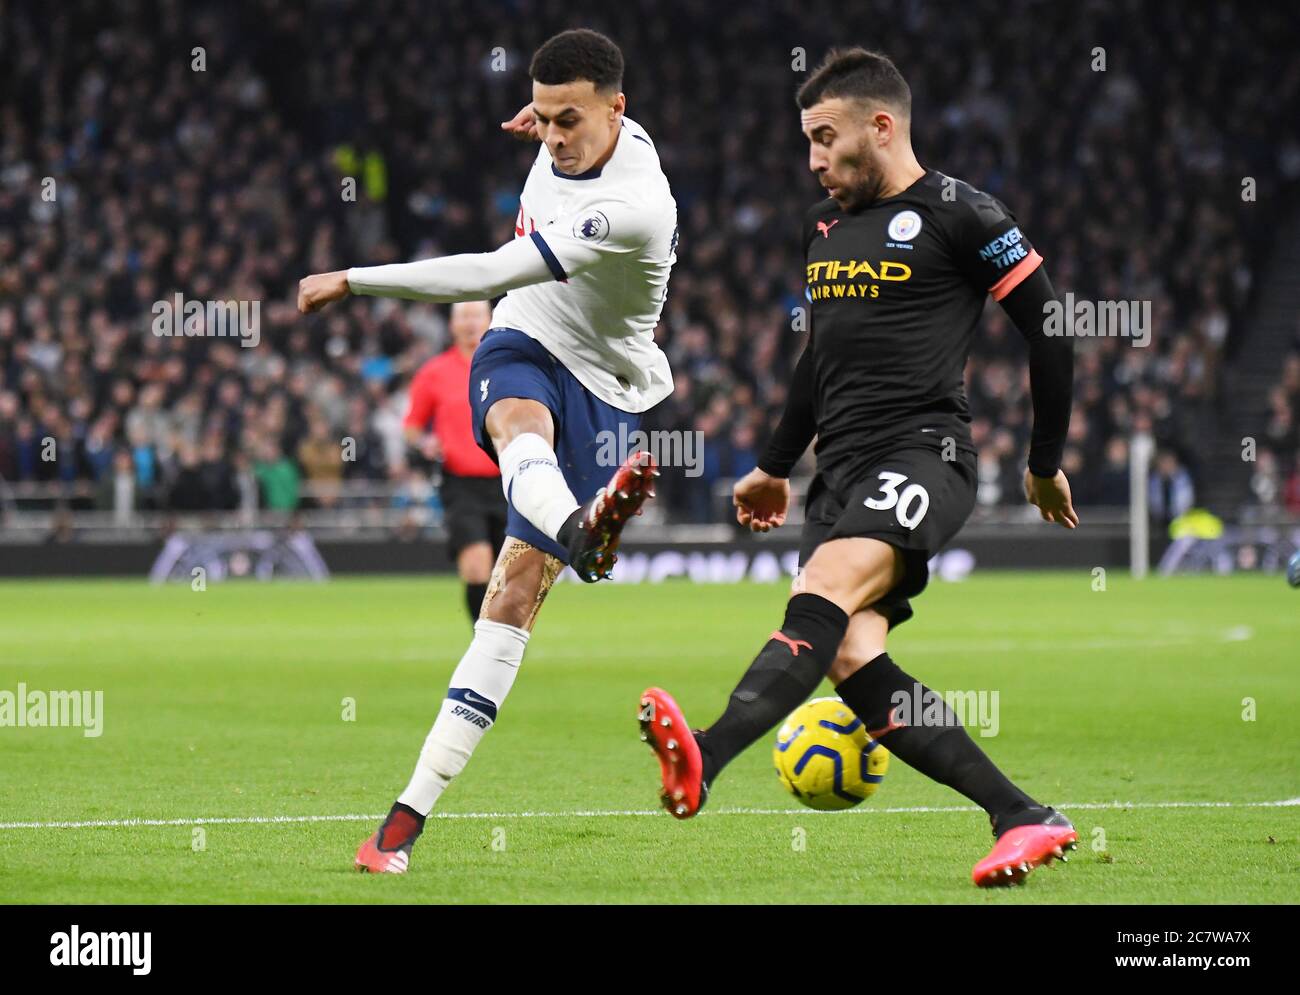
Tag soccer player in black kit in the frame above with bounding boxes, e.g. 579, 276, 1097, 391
639, 48, 1081, 887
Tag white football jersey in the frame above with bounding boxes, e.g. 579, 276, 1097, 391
489, 116, 678, 412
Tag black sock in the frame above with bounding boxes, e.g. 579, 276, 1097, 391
835, 653, 1037, 821
465, 582, 488, 622
697, 593, 848, 785
556, 507, 582, 554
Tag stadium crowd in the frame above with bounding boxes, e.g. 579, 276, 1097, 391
1250, 340, 1300, 514
2, 0, 1299, 526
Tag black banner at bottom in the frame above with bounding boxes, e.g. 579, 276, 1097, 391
0, 904, 1282, 980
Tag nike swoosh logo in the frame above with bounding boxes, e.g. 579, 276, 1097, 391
462, 691, 494, 708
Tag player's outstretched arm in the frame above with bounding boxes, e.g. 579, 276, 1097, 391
298, 196, 657, 314
739, 339, 816, 531
998, 265, 1079, 529
297, 235, 596, 314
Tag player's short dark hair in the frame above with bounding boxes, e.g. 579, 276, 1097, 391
529, 29, 624, 93
796, 48, 911, 116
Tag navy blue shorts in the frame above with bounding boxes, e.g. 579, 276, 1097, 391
469, 328, 640, 562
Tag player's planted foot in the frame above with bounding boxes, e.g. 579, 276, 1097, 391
559, 450, 658, 582
355, 802, 426, 874
971, 806, 1077, 887
639, 687, 710, 818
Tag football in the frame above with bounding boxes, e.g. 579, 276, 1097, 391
773, 697, 890, 810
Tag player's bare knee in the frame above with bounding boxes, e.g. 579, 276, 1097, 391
826, 640, 887, 685
799, 560, 856, 614
803, 538, 902, 615
826, 610, 890, 685
799, 564, 884, 617
826, 648, 860, 686
485, 398, 553, 453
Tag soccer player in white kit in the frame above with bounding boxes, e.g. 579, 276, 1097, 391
297, 29, 678, 873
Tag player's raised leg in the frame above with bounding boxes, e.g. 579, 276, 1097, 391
468, 322, 659, 585
355, 537, 563, 873
489, 395, 657, 583
491, 398, 581, 548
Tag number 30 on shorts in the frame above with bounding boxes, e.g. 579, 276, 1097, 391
863, 471, 930, 530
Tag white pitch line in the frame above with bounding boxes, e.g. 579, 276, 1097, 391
1, 798, 1296, 831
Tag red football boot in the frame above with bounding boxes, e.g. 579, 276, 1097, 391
355, 804, 425, 874
638, 687, 708, 818
562, 451, 658, 582
972, 808, 1078, 887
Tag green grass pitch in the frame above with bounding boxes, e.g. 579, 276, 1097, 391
0, 572, 1296, 904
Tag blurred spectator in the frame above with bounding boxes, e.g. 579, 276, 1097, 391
95, 448, 141, 525
1093, 437, 1131, 506
1248, 448, 1281, 507
297, 411, 344, 508
253, 441, 301, 511
1285, 456, 1300, 515
168, 442, 210, 512
1149, 450, 1195, 528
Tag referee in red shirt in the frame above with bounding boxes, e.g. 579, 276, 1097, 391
404, 301, 507, 622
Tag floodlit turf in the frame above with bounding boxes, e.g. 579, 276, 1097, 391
0, 572, 1296, 904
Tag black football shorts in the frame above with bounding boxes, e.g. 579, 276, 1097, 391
797, 446, 978, 628
440, 472, 508, 561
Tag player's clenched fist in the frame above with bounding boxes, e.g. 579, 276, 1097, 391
1023, 468, 1080, 529
733, 467, 790, 533
500, 102, 540, 142
297, 270, 351, 314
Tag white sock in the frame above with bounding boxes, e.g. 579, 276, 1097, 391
498, 432, 580, 540
397, 619, 530, 815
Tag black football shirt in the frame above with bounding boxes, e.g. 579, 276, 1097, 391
800, 168, 1044, 487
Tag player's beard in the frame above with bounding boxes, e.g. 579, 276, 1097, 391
837, 136, 887, 212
